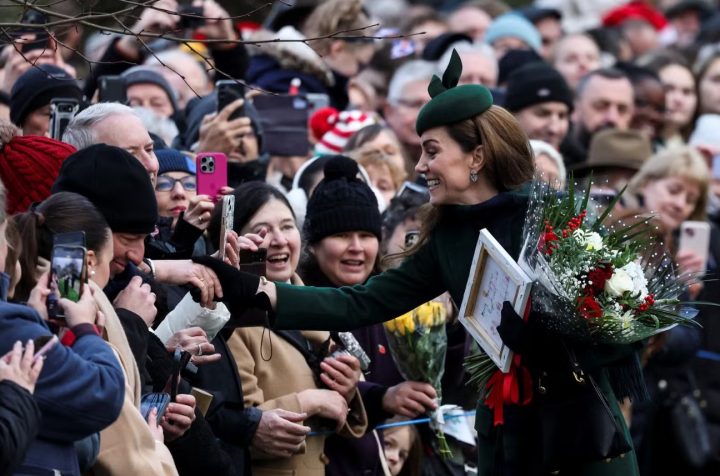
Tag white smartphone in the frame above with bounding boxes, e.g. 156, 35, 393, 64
218, 195, 235, 262
679, 221, 711, 276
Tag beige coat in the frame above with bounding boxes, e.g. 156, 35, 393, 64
227, 279, 368, 476
87, 280, 178, 476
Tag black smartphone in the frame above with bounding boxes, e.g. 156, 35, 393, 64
98, 75, 127, 104
239, 249, 267, 277
21, 29, 50, 53
53, 231, 86, 247
166, 346, 192, 402
216, 79, 246, 120
49, 98, 79, 141
178, 5, 204, 29
47, 245, 87, 320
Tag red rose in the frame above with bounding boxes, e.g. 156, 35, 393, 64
539, 231, 559, 255
585, 264, 614, 296
577, 295, 603, 319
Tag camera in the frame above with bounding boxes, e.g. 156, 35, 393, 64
330, 332, 371, 371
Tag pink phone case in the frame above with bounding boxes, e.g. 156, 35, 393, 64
196, 153, 228, 200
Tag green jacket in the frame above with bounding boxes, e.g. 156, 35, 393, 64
273, 190, 639, 476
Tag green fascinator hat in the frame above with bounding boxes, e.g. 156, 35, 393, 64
415, 49, 494, 136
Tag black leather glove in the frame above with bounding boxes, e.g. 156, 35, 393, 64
191, 256, 269, 317
497, 301, 532, 354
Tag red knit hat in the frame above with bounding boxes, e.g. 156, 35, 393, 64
0, 122, 76, 215
602, 1, 668, 31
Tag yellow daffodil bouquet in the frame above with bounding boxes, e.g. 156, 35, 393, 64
384, 301, 451, 457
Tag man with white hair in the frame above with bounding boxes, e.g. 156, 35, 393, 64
63, 103, 159, 184
383, 60, 435, 178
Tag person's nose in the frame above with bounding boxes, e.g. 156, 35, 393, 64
603, 105, 621, 127
415, 155, 428, 175
126, 245, 145, 266
269, 227, 288, 247
171, 181, 186, 199
347, 234, 364, 252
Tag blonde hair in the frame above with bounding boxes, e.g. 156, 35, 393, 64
627, 146, 710, 221
303, 0, 372, 55
353, 148, 407, 188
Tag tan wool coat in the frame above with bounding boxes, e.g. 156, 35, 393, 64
87, 280, 178, 476
227, 323, 368, 476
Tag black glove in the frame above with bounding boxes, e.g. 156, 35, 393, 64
191, 256, 269, 317
497, 301, 532, 354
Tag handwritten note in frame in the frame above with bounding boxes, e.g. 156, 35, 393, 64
458, 229, 533, 373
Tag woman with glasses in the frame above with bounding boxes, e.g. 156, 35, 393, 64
155, 149, 198, 228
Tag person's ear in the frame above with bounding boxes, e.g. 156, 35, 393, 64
329, 39, 346, 56
470, 145, 485, 171
86, 249, 97, 274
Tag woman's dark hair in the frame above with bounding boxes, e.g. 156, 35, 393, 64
343, 124, 384, 152
297, 156, 332, 198
13, 192, 111, 301
207, 182, 295, 250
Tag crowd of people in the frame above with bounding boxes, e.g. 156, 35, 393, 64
1, 0, 720, 475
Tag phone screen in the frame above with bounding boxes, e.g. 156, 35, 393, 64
218, 195, 235, 261
49, 245, 85, 304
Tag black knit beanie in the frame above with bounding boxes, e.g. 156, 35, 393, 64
504, 62, 573, 112
304, 155, 382, 244
10, 64, 83, 127
51, 144, 158, 234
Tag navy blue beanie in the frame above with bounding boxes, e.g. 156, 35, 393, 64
157, 149, 196, 176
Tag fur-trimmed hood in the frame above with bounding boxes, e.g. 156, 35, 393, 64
246, 26, 334, 86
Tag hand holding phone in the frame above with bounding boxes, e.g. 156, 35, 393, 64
49, 98, 79, 140
678, 221, 711, 276
216, 80, 246, 120
47, 244, 87, 321
218, 195, 235, 262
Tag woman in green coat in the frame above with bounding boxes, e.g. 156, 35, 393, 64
196, 51, 640, 476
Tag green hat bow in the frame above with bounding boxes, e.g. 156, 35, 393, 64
415, 49, 494, 136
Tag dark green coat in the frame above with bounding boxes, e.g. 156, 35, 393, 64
273, 191, 639, 476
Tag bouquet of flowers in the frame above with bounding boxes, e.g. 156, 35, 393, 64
519, 180, 697, 344
464, 180, 699, 395
384, 301, 452, 457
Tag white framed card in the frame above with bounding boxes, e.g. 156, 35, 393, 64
458, 229, 533, 373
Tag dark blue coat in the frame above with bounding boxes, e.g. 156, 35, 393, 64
0, 301, 124, 475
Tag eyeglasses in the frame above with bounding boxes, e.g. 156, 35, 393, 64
155, 176, 197, 192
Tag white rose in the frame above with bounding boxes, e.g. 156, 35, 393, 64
605, 269, 634, 297
585, 232, 604, 251
620, 262, 649, 299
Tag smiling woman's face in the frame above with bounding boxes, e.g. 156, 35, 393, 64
312, 231, 378, 286
241, 198, 301, 283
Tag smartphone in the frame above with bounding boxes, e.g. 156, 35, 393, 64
166, 346, 192, 402
239, 249, 267, 277
98, 75, 127, 104
397, 181, 429, 201
196, 152, 228, 201
253, 94, 310, 157
140, 392, 171, 421
49, 98, 79, 141
178, 5, 205, 29
21, 29, 50, 53
47, 245, 87, 320
216, 80, 246, 120
53, 231, 86, 247
218, 195, 235, 262
32, 334, 58, 361
679, 221, 711, 276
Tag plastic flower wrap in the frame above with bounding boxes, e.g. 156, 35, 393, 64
384, 301, 451, 457
518, 179, 698, 343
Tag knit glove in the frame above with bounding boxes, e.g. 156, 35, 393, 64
191, 256, 269, 317
496, 301, 532, 355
